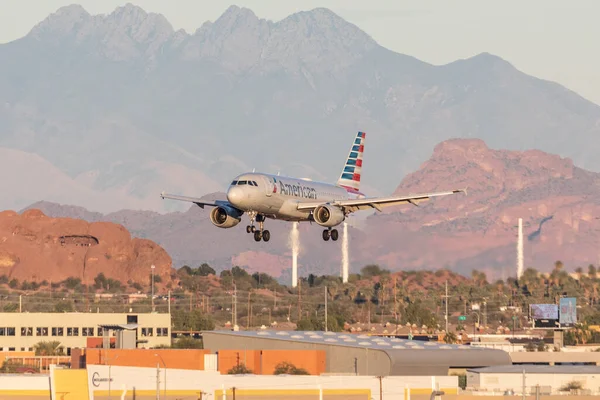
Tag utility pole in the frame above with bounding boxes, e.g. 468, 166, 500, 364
444, 280, 449, 333
325, 286, 328, 332
297, 279, 302, 322
232, 387, 237, 400
247, 292, 251, 329
522, 368, 526, 400
233, 284, 237, 327
378, 376, 383, 400
354, 357, 358, 375
156, 363, 160, 400
151, 264, 155, 312
483, 297, 488, 329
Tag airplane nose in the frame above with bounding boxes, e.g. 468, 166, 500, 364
227, 186, 242, 204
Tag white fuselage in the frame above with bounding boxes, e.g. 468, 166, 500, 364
226, 173, 361, 221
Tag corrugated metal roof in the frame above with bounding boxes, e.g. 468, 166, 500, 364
207, 330, 488, 351
469, 365, 600, 374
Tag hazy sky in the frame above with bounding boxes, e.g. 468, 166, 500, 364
1, 0, 598, 105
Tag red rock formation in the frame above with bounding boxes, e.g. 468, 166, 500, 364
358, 138, 600, 277
0, 209, 172, 284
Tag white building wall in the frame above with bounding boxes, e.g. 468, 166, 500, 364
86, 365, 458, 400
473, 372, 600, 393
0, 374, 50, 391
0, 312, 171, 352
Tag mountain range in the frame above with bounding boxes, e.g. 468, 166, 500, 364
2, 4, 600, 213
24, 139, 600, 280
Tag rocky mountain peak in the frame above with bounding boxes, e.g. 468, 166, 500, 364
28, 4, 91, 39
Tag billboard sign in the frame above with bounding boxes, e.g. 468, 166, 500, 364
531, 304, 559, 328
559, 297, 577, 326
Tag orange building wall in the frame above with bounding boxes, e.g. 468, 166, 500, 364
217, 350, 326, 375
86, 337, 116, 348
0, 351, 34, 365
85, 348, 210, 370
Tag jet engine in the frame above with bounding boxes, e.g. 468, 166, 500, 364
313, 204, 345, 227
210, 206, 243, 228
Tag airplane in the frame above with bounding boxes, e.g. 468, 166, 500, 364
160, 131, 466, 242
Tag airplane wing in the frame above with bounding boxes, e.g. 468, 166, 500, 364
296, 189, 467, 213
160, 192, 232, 209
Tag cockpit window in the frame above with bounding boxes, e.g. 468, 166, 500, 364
252, 181, 258, 186
238, 180, 247, 185
231, 180, 238, 186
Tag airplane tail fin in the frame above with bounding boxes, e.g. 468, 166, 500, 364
337, 131, 365, 194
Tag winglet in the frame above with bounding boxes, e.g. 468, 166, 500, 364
160, 191, 165, 199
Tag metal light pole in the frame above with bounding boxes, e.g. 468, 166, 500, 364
155, 354, 167, 399
107, 354, 119, 400
324, 286, 328, 332
151, 264, 156, 312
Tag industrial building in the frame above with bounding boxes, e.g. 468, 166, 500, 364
202, 330, 512, 375
0, 312, 171, 354
467, 365, 600, 394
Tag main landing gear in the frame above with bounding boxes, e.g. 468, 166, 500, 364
322, 228, 339, 241
246, 213, 270, 242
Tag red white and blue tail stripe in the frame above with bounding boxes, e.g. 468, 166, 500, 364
337, 131, 365, 197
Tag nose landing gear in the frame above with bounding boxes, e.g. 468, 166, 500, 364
322, 228, 339, 241
247, 213, 270, 242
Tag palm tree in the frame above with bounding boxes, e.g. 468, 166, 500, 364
34, 341, 64, 356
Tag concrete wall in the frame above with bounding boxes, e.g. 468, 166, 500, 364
0, 374, 50, 400
468, 372, 600, 393
83, 365, 458, 400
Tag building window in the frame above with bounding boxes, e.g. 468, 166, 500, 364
8, 347, 15, 351
141, 328, 154, 337
67, 327, 79, 336
82, 327, 94, 336
21, 327, 33, 336
36, 327, 49, 336
127, 315, 138, 324
157, 328, 168, 337
52, 327, 64, 336
7, 328, 15, 336
97, 327, 104, 336
0, 327, 5, 336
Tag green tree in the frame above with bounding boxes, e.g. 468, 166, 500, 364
360, 265, 389, 278
273, 361, 309, 375
197, 263, 216, 276
171, 309, 215, 331
228, 363, 252, 374
34, 340, 64, 356
54, 301, 73, 313
172, 336, 203, 349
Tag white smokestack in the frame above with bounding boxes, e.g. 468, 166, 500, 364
289, 222, 300, 287
517, 218, 524, 281
342, 222, 349, 283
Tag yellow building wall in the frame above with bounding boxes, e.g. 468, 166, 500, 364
52, 369, 89, 400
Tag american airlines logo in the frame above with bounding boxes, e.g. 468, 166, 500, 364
278, 181, 317, 199
92, 372, 113, 387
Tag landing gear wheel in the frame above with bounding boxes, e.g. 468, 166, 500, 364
322, 229, 330, 241
262, 230, 271, 242
254, 230, 262, 242
331, 229, 339, 241
246, 225, 252, 233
